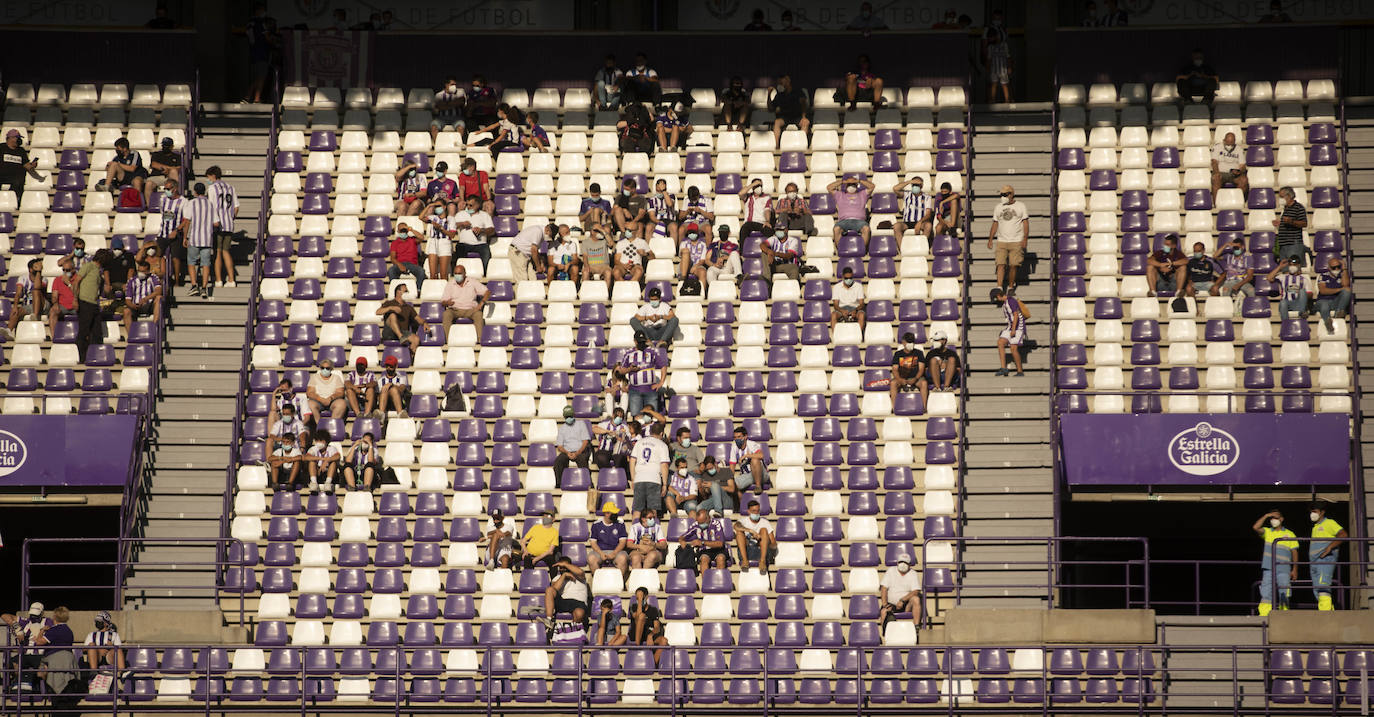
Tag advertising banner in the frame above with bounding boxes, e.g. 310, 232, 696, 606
282, 30, 373, 89
1060, 413, 1349, 485
0, 415, 139, 487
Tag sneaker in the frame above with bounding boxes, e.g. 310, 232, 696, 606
215, 281, 224, 288
323, 484, 334, 495
1323, 317, 1334, 333
308, 482, 319, 494
227, 281, 238, 288
994, 368, 1010, 376
1336, 310, 1347, 319
187, 285, 201, 297
1014, 371, 1025, 377
94, 180, 107, 192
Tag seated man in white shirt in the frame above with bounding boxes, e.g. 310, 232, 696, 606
879, 557, 922, 628
727, 425, 768, 495
830, 266, 866, 333
1210, 131, 1248, 197
629, 287, 678, 347
734, 500, 775, 574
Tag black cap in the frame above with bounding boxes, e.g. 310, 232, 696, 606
160, 137, 174, 147
647, 287, 662, 299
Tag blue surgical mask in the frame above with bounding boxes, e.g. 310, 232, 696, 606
697, 522, 709, 529
843, 278, 854, 286
1192, 252, 1202, 259
646, 518, 657, 527
707, 468, 717, 476
681, 438, 691, 447
613, 416, 624, 425
320, 368, 332, 377
565, 417, 576, 425
650, 299, 660, 308
749, 514, 761, 522
74, 248, 84, 257
435, 171, 445, 179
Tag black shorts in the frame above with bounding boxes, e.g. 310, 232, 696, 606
778, 111, 805, 126
553, 596, 587, 616
696, 546, 728, 564
128, 302, 156, 318
380, 325, 414, 342
853, 87, 876, 102
122, 166, 149, 182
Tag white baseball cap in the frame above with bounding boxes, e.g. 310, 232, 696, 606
28, 602, 43, 616
931, 330, 948, 342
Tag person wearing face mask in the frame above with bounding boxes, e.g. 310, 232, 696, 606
992, 287, 1030, 376
543, 558, 591, 626
628, 421, 671, 520
828, 175, 875, 250
669, 427, 704, 473
841, 52, 886, 110
1307, 504, 1347, 611
665, 456, 700, 514
1211, 239, 1255, 311
628, 512, 668, 570
679, 509, 731, 573
879, 557, 923, 629
890, 331, 929, 405
439, 263, 488, 336
619, 328, 670, 416
982, 10, 1012, 102
734, 500, 776, 574
1313, 257, 1352, 333
933, 7, 961, 28
721, 76, 751, 132
580, 226, 615, 288
773, 182, 814, 236
554, 406, 593, 488
44, 257, 78, 339
344, 357, 379, 420
137, 238, 165, 278
463, 74, 498, 129
82, 609, 126, 674
3, 258, 48, 341
892, 176, 933, 245
151, 180, 186, 283
831, 266, 867, 333
930, 181, 962, 237
739, 179, 775, 239
768, 74, 812, 148
592, 406, 635, 470
1, 602, 53, 688
393, 161, 427, 216
595, 54, 624, 110
1252, 510, 1299, 616
301, 429, 341, 494
678, 223, 711, 285
1210, 131, 1248, 197
926, 330, 961, 392
266, 399, 308, 463
1273, 186, 1309, 267
617, 99, 655, 154
622, 52, 661, 105
693, 454, 736, 514
761, 222, 804, 288
454, 158, 494, 215
375, 355, 410, 417
468, 102, 524, 156
377, 284, 426, 358
522, 511, 562, 570
646, 178, 678, 239
102, 237, 136, 293
587, 502, 630, 578
1181, 241, 1220, 315
485, 509, 521, 569
146, 136, 182, 204
544, 224, 582, 286
1146, 233, 1186, 297
451, 194, 496, 272
424, 161, 458, 205
120, 259, 163, 333
305, 359, 347, 427
987, 185, 1029, 291
1266, 258, 1312, 320
705, 225, 742, 284
727, 426, 767, 496
654, 101, 692, 152
677, 185, 715, 242
0, 129, 38, 196
430, 75, 467, 142
613, 223, 651, 282
579, 182, 613, 231
386, 224, 426, 282
342, 432, 382, 491
1176, 49, 1220, 105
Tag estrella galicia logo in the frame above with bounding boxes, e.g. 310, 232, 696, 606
1167, 421, 1239, 476
0, 430, 28, 477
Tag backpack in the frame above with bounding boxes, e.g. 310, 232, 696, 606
674, 545, 698, 574
443, 382, 467, 412
679, 275, 702, 296
118, 186, 142, 209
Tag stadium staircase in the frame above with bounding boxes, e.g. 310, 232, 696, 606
125, 103, 271, 610
959, 104, 1057, 606
1351, 99, 1374, 605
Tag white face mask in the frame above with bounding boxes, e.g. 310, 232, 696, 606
1269, 518, 1281, 528
787, 192, 798, 199
137, 272, 148, 279
897, 563, 911, 574
846, 186, 858, 194
650, 299, 660, 308
113, 249, 124, 256
454, 274, 465, 283
314, 442, 325, 449
1310, 512, 1321, 522
446, 84, 457, 93
680, 438, 691, 447
753, 187, 763, 195
678, 468, 688, 476
904, 342, 914, 351
1288, 265, 1300, 274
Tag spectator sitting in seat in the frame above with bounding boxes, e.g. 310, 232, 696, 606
627, 587, 668, 659
669, 426, 704, 473
622, 52, 661, 105
831, 266, 867, 333
430, 76, 467, 142
679, 223, 711, 284
992, 287, 1030, 377
554, 406, 592, 487
1211, 131, 1248, 197
1176, 48, 1220, 104
614, 179, 651, 240
377, 283, 424, 357
1181, 241, 1220, 315
303, 429, 341, 494
629, 420, 670, 519
677, 185, 714, 242
268, 377, 306, 429
587, 502, 630, 578
543, 559, 589, 622
545, 226, 580, 285
121, 260, 162, 333
453, 194, 496, 273
46, 257, 77, 339
743, 8, 772, 30
779, 9, 801, 30
96, 137, 147, 194
146, 137, 182, 204
344, 357, 378, 419
647, 179, 678, 241
680, 508, 731, 573
926, 330, 961, 392
387, 224, 425, 282
706, 225, 742, 284
829, 175, 874, 250
419, 199, 456, 281
893, 176, 933, 245
769, 74, 811, 148
455, 158, 494, 216
613, 227, 650, 283
342, 431, 381, 490
1213, 237, 1255, 312
267, 431, 304, 491
580, 225, 615, 289
440, 263, 488, 335
305, 359, 346, 426
774, 183, 815, 236
721, 76, 751, 132
879, 557, 922, 628
1266, 258, 1311, 320
844, 53, 886, 110
891, 331, 929, 405
103, 237, 136, 293
376, 355, 410, 417
628, 511, 668, 569
592, 406, 635, 477
425, 161, 458, 207
595, 54, 624, 110
761, 223, 803, 287
593, 599, 625, 646
486, 509, 520, 569
735, 500, 776, 574
1274, 186, 1308, 266
655, 101, 691, 151
665, 456, 699, 514
727, 425, 768, 495
2, 602, 51, 688
619, 331, 669, 415
1147, 232, 1186, 297
617, 101, 656, 154
739, 179, 774, 238
522, 111, 549, 152
1315, 256, 1352, 333
694, 454, 736, 513
82, 610, 124, 673
393, 162, 427, 217
523, 511, 561, 570
932, 181, 963, 237
579, 182, 613, 231
463, 74, 499, 130
468, 103, 524, 156
4, 258, 47, 342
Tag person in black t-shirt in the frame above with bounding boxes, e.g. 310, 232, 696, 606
627, 587, 667, 657
146, 137, 182, 202
1182, 241, 1219, 314
927, 330, 961, 392
102, 238, 136, 292
0, 130, 37, 195
721, 77, 751, 132
1176, 48, 1220, 104
890, 331, 928, 404
768, 74, 811, 147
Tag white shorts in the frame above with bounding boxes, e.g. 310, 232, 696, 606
998, 327, 1025, 346
425, 236, 452, 257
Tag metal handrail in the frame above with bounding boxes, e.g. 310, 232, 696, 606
1048, 76, 1064, 543
1336, 92, 1368, 603
952, 78, 974, 618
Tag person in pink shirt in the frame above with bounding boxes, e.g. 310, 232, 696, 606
829, 175, 874, 250
440, 266, 489, 335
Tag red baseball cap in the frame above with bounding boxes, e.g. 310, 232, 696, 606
383, 355, 399, 367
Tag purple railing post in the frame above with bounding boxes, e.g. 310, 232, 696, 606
393, 645, 401, 716
761, 649, 770, 717
575, 647, 584, 716
298, 644, 306, 717
20, 539, 29, 608
484, 647, 492, 717
670, 646, 679, 717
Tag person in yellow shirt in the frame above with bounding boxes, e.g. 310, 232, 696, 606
521, 511, 561, 570
1252, 509, 1298, 617
1308, 504, 1348, 611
